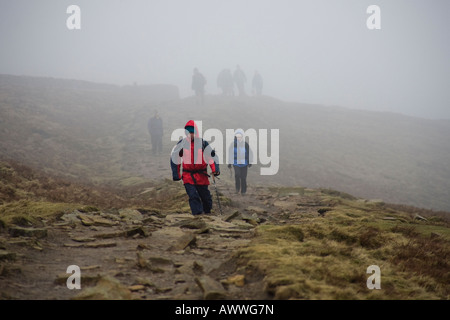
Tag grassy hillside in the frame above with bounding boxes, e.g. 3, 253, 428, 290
0, 74, 178, 184
236, 188, 449, 299
1, 74, 450, 212
0, 160, 448, 300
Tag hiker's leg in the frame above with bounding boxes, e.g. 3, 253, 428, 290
241, 166, 248, 194
196, 185, 212, 214
234, 166, 240, 193
151, 135, 157, 153
236, 166, 245, 193
157, 135, 163, 153
184, 184, 203, 215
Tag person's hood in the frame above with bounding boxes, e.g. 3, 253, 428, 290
185, 120, 200, 138
234, 128, 244, 137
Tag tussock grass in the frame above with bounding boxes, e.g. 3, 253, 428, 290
0, 200, 80, 226
237, 188, 450, 300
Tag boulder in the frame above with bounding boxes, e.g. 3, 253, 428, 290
168, 233, 197, 251
195, 276, 227, 300
224, 211, 241, 222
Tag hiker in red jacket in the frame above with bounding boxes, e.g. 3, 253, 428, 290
170, 120, 220, 215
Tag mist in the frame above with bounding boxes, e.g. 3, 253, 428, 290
0, 0, 449, 119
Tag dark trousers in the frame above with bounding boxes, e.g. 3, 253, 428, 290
234, 166, 248, 194
151, 134, 163, 154
184, 183, 212, 215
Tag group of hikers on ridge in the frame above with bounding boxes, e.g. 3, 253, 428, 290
170, 120, 253, 216
192, 65, 264, 105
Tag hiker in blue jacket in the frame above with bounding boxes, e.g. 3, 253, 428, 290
228, 129, 253, 195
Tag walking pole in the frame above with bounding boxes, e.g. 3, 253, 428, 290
212, 174, 223, 215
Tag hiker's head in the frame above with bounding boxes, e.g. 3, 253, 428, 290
185, 126, 194, 139
235, 128, 244, 142
185, 120, 197, 140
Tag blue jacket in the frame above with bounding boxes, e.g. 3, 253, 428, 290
228, 137, 253, 167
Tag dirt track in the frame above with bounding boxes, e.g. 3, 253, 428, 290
0, 182, 287, 300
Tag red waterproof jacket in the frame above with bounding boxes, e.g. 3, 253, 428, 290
170, 120, 219, 185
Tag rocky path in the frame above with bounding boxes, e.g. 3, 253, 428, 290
1, 180, 313, 300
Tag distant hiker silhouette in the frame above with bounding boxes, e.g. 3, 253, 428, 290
147, 111, 163, 155
233, 65, 247, 97
217, 69, 234, 96
170, 120, 220, 215
191, 68, 206, 106
252, 71, 263, 96
228, 128, 253, 195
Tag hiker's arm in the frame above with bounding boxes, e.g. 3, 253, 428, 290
203, 141, 220, 175
247, 142, 254, 167
170, 140, 183, 181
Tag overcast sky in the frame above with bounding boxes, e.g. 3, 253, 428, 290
0, 0, 449, 119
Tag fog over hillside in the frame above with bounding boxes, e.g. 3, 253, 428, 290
1, 1, 449, 208
0, 1, 449, 119
1, 74, 449, 212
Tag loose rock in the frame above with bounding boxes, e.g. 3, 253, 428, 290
222, 274, 245, 287
85, 241, 117, 248
168, 233, 197, 251
77, 214, 117, 227
175, 218, 207, 230
195, 276, 227, 300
